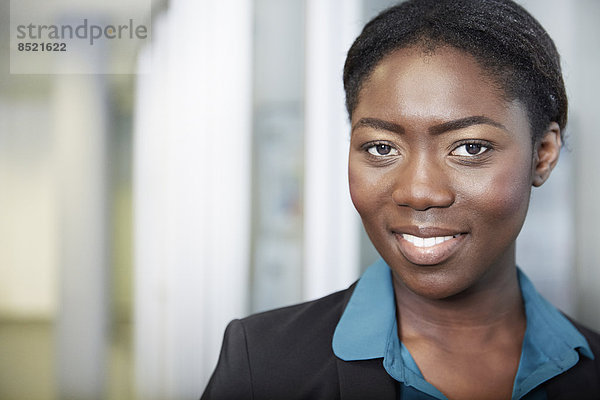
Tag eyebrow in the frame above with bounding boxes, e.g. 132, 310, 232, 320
352, 118, 405, 134
352, 115, 508, 135
429, 116, 508, 135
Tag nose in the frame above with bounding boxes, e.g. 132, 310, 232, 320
391, 154, 455, 211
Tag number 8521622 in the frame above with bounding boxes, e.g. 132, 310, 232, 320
17, 42, 67, 51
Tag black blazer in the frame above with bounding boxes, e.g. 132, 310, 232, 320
201, 284, 600, 400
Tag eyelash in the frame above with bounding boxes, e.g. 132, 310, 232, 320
450, 140, 493, 158
362, 141, 399, 158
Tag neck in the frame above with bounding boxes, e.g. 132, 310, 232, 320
394, 264, 526, 350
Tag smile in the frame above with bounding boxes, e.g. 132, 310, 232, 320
394, 231, 466, 266
401, 233, 461, 248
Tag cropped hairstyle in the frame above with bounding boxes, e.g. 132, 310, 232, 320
343, 0, 567, 141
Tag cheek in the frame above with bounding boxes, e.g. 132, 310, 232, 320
348, 164, 370, 215
348, 160, 389, 217
462, 159, 533, 224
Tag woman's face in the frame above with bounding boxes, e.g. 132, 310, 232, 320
349, 46, 541, 299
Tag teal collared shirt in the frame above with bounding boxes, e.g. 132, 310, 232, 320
333, 259, 594, 400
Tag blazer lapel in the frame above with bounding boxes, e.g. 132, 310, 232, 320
337, 357, 396, 400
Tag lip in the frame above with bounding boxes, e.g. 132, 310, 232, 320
392, 226, 468, 266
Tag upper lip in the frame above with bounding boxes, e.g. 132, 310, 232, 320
391, 225, 466, 238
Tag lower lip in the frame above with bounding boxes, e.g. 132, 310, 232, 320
394, 233, 467, 266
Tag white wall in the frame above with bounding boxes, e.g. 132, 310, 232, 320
303, 0, 362, 301
133, 1, 253, 398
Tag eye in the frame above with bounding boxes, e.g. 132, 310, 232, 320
367, 143, 399, 157
451, 142, 489, 157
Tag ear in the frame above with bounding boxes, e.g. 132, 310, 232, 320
532, 122, 562, 187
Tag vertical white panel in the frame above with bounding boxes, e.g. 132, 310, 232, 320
134, 0, 252, 398
304, 0, 362, 301
571, 0, 600, 331
133, 13, 170, 400
54, 68, 108, 399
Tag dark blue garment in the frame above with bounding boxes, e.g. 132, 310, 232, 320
333, 259, 594, 400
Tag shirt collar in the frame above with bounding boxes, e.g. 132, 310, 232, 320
333, 259, 594, 397
332, 258, 394, 360
513, 269, 594, 398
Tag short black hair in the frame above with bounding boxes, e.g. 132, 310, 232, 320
343, 0, 567, 141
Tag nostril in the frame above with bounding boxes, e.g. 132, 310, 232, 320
392, 181, 455, 210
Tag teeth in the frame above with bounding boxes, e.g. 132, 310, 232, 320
402, 233, 459, 248
423, 237, 435, 247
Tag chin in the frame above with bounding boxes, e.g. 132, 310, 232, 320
390, 262, 483, 301
404, 278, 467, 300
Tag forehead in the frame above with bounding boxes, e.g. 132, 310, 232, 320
354, 46, 517, 126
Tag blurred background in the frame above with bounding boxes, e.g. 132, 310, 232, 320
1, 0, 599, 399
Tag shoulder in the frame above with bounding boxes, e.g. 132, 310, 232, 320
236, 284, 356, 368
561, 315, 600, 362
240, 283, 355, 340
569, 318, 600, 350
545, 316, 600, 399
202, 284, 356, 400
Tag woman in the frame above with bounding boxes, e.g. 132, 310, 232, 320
202, 0, 600, 399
